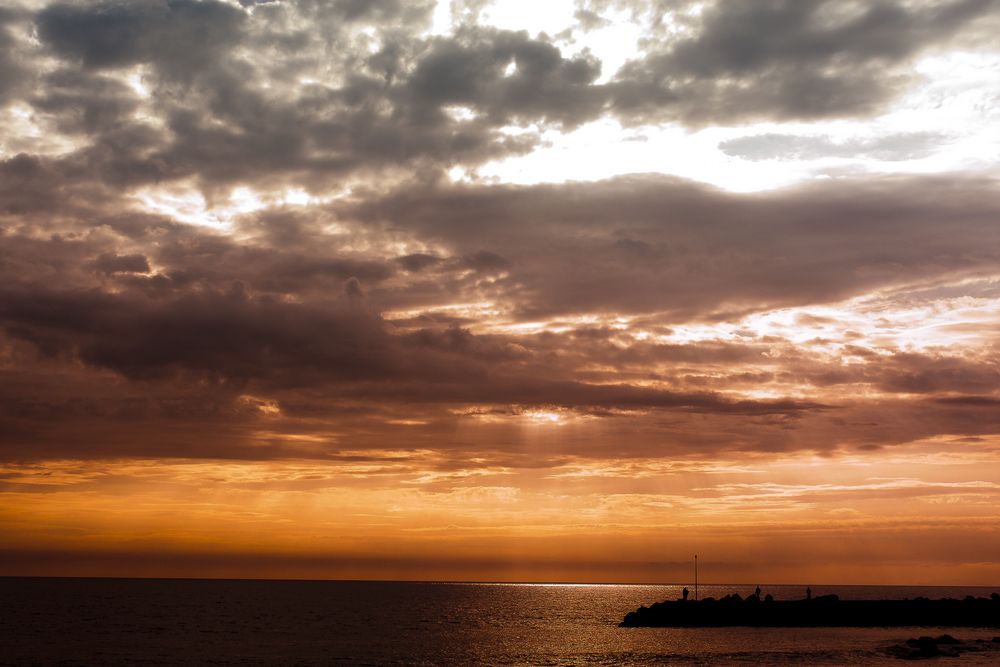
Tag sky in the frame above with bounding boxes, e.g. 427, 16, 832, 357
1, 0, 999, 585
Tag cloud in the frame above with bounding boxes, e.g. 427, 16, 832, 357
0, 285, 393, 383
2, 0, 1000, 586
0, 8, 33, 104
0, 278, 827, 416
345, 173, 1000, 319
23, 4, 604, 192
607, 0, 999, 125
12, 0, 997, 203
875, 353, 1000, 395
719, 132, 949, 162
0, 5, 996, 462
396, 253, 443, 273
402, 27, 604, 127
36, 0, 246, 80
93, 252, 150, 274
3, 142, 1000, 461
30, 68, 141, 135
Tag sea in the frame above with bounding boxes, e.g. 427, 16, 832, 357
2, 578, 998, 665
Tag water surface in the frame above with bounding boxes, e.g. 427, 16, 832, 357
2, 578, 998, 665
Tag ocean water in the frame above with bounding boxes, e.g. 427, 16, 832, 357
1, 578, 998, 665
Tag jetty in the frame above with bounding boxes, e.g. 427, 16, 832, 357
620, 592, 1000, 627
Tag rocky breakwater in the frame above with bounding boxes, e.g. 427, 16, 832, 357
619, 592, 1000, 627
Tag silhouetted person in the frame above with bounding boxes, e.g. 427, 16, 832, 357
682, 587, 689, 601
754, 585, 761, 600
806, 587, 812, 601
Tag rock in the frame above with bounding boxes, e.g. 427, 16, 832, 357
620, 592, 1000, 628
891, 635, 968, 660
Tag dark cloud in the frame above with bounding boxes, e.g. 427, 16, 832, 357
461, 250, 510, 273
8, 0, 1000, 213
0, 154, 69, 215
1, 0, 998, 470
17, 0, 996, 199
403, 27, 604, 127
0, 285, 403, 403
876, 353, 1000, 395
29, 19, 595, 190
397, 253, 443, 272
36, 0, 245, 80
31, 69, 141, 135
608, 0, 998, 124
287, 0, 435, 23
0, 278, 821, 414
94, 252, 150, 275
345, 174, 1000, 319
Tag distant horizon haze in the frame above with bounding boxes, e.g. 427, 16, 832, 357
2, 551, 997, 588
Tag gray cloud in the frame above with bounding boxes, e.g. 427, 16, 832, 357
345, 174, 1000, 319
94, 252, 150, 275
36, 0, 246, 80
31, 68, 141, 135
3, 159, 999, 462
0, 276, 824, 414
0, 8, 32, 104
402, 27, 604, 127
608, 0, 998, 125
1, 0, 999, 468
24, 3, 603, 192
719, 131, 948, 162
11, 0, 995, 199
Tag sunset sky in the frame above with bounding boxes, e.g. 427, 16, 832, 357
1, 0, 999, 585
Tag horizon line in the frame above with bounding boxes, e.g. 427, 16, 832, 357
2, 574, 998, 588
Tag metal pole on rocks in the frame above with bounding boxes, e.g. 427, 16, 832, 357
694, 554, 698, 601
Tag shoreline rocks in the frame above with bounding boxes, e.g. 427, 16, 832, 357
885, 634, 1000, 660
620, 593, 1000, 628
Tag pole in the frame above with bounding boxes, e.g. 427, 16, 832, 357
694, 554, 698, 601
